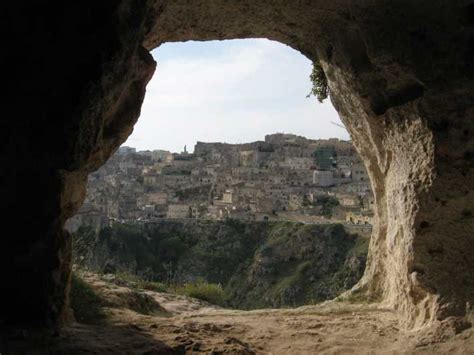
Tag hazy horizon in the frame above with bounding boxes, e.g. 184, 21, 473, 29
124, 39, 349, 153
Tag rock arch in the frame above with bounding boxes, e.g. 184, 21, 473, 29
2, 0, 473, 330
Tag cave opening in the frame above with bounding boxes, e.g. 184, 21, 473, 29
2, 1, 473, 352
68, 38, 372, 315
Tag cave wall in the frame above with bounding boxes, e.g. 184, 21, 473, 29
318, 2, 474, 328
1, 0, 473, 330
146, 0, 474, 329
1, 0, 156, 327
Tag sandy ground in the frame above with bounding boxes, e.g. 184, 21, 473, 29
6, 273, 473, 354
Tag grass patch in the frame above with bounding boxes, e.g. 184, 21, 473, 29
69, 272, 105, 324
176, 279, 226, 306
137, 280, 169, 293
114, 272, 169, 293
348, 236, 370, 258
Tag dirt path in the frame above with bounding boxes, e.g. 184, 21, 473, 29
51, 274, 474, 354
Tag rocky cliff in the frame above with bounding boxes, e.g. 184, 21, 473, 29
72, 220, 368, 309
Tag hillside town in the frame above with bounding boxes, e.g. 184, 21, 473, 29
67, 134, 374, 231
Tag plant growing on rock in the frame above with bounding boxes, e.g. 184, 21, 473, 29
307, 60, 329, 103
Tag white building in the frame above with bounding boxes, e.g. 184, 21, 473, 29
147, 191, 168, 205
346, 211, 373, 225
313, 170, 334, 187
222, 189, 234, 204
144, 205, 155, 216
118, 146, 136, 155
351, 161, 369, 182
337, 194, 359, 207
143, 173, 158, 187
167, 204, 191, 219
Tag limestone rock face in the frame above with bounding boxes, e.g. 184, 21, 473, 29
1, 0, 473, 330
1, 1, 156, 327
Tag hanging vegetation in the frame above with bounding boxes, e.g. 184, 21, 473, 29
307, 60, 329, 103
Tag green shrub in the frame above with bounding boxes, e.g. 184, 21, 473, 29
176, 279, 225, 306
114, 271, 141, 284
114, 272, 169, 293
307, 60, 329, 103
349, 236, 370, 258
137, 280, 169, 293
259, 244, 273, 257
159, 235, 186, 260
69, 273, 105, 324
315, 196, 339, 217
224, 218, 246, 233
71, 226, 97, 266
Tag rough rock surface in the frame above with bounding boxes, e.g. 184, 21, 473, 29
1, 0, 473, 334
3, 274, 473, 354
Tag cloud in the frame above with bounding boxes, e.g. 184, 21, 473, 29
125, 39, 348, 152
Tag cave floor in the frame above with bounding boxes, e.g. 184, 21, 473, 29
56, 306, 473, 354
5, 274, 473, 354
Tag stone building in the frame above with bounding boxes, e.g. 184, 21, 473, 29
346, 211, 374, 225
71, 134, 373, 227
222, 189, 234, 204
118, 146, 136, 155
144, 173, 158, 187
351, 161, 369, 182
147, 191, 168, 205
313, 170, 334, 187
167, 204, 191, 219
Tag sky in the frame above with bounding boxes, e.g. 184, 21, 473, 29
124, 39, 348, 153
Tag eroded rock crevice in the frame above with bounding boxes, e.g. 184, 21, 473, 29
1, 0, 473, 332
